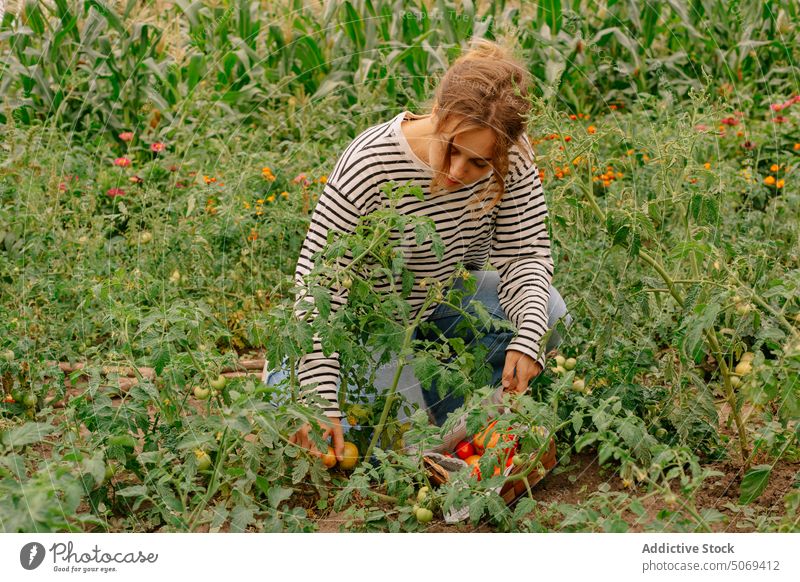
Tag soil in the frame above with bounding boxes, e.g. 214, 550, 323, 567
311, 448, 798, 532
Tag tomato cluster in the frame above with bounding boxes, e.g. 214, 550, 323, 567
321, 441, 359, 471
453, 421, 518, 481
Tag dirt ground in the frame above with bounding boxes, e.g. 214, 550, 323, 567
314, 449, 798, 532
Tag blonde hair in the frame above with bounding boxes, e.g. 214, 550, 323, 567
426, 38, 533, 215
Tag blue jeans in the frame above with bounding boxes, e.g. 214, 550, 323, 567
263, 270, 572, 427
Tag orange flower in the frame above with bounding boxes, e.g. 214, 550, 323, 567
587, 125, 596, 134
764, 176, 776, 186
776, 179, 785, 188
770, 164, 779, 172
203, 175, 217, 184
248, 228, 258, 241
704, 162, 711, 170
318, 175, 327, 184
794, 143, 800, 151
262, 167, 276, 182
569, 114, 577, 120
280, 191, 289, 199
113, 157, 131, 167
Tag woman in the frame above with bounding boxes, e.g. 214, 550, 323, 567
265, 39, 571, 463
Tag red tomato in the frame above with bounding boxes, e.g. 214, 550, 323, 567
464, 454, 482, 479
455, 440, 475, 460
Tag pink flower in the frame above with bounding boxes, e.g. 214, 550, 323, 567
58, 183, 68, 192
741, 140, 756, 150
772, 116, 787, 123
770, 103, 783, 112
129, 175, 143, 184
151, 142, 166, 153
720, 117, 739, 126
734, 111, 745, 117
793, 95, 800, 104
694, 124, 709, 132
106, 188, 125, 197
119, 132, 134, 142
113, 157, 131, 168
292, 173, 307, 184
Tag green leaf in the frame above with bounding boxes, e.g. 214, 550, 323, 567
739, 464, 771, 504
574, 432, 597, 452
1, 422, 56, 448
310, 285, 331, 319
116, 485, 148, 498
268, 485, 294, 509
291, 457, 310, 484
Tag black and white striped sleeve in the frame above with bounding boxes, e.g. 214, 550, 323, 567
490, 142, 554, 367
293, 152, 374, 419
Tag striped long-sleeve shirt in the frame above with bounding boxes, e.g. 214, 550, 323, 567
293, 111, 554, 418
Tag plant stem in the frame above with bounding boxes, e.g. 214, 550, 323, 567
187, 428, 230, 531
362, 286, 443, 464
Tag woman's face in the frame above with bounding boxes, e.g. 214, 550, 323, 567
429, 116, 496, 190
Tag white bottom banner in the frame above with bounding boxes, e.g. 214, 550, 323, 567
1, 533, 797, 581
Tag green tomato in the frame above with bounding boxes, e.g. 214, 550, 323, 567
23, 393, 37, 408
415, 507, 433, 524
193, 385, 210, 400
564, 357, 577, 371
194, 449, 212, 471
555, 355, 565, 367
417, 486, 429, 503
655, 428, 667, 439
209, 375, 227, 390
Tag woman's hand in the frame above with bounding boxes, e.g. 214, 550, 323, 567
501, 350, 543, 394
289, 416, 345, 461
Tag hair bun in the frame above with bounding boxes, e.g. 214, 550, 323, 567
460, 38, 508, 62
